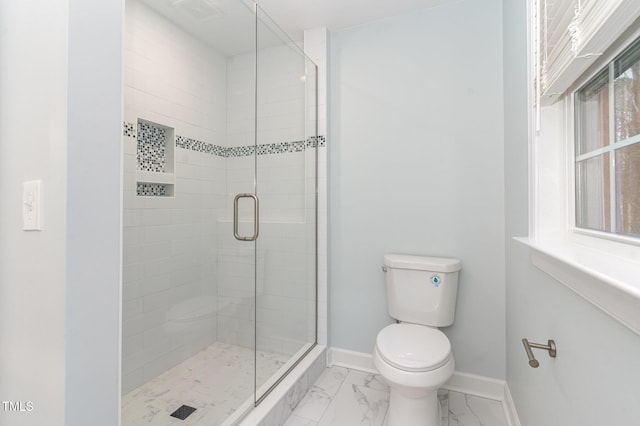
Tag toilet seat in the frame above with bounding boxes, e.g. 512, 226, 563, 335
375, 323, 451, 372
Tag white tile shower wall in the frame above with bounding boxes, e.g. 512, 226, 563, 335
123, 137, 227, 393
216, 219, 316, 356
304, 28, 327, 136
258, 152, 307, 221
223, 151, 313, 223
220, 39, 319, 355
122, 0, 228, 394
217, 141, 317, 356
227, 43, 307, 149
124, 0, 227, 143
257, 42, 307, 146
226, 52, 255, 149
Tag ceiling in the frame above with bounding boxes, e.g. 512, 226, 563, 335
137, 0, 458, 56
256, 0, 459, 40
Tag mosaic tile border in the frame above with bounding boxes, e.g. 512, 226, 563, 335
124, 122, 325, 158
176, 135, 227, 156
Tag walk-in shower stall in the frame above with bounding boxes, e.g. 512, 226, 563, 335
121, 0, 317, 423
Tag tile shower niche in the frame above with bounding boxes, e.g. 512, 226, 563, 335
136, 119, 175, 197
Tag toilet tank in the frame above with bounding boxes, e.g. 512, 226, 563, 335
384, 254, 462, 327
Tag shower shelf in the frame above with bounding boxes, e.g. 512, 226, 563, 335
136, 170, 175, 184
136, 118, 175, 197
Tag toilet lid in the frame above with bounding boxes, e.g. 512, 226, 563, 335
376, 323, 451, 372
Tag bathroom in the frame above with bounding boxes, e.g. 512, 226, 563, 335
1, 0, 640, 425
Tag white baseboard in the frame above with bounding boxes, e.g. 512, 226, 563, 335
327, 347, 377, 373
328, 347, 521, 426
442, 371, 505, 401
503, 383, 522, 426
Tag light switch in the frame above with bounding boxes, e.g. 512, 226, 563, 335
23, 180, 42, 231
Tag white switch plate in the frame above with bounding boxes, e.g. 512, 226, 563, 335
23, 180, 42, 231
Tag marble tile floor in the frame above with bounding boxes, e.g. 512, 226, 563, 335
121, 342, 289, 426
284, 366, 509, 426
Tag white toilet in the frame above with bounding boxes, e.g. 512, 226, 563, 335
373, 254, 462, 426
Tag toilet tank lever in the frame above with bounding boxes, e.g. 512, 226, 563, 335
522, 338, 556, 368
382, 266, 387, 272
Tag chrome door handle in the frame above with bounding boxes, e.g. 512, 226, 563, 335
233, 193, 259, 241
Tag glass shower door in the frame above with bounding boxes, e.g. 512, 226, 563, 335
254, 5, 318, 403
121, 0, 317, 423
217, 1, 259, 420
121, 0, 261, 424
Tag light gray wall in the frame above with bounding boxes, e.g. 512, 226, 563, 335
0, 1, 68, 424
329, 0, 506, 379
503, 1, 640, 425
1, 1, 123, 424
65, 1, 123, 425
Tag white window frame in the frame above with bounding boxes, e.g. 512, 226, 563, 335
568, 28, 640, 251
518, 3, 640, 336
572, 43, 640, 243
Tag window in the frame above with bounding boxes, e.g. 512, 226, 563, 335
575, 38, 640, 239
520, 2, 640, 336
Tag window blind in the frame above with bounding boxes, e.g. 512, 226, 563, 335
536, 0, 640, 105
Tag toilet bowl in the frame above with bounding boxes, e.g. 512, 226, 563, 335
373, 323, 454, 426
374, 254, 461, 426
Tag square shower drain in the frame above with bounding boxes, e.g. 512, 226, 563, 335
170, 404, 197, 420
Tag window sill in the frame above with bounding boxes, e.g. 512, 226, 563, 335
515, 237, 640, 336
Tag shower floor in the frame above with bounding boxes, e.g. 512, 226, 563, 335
121, 342, 289, 426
